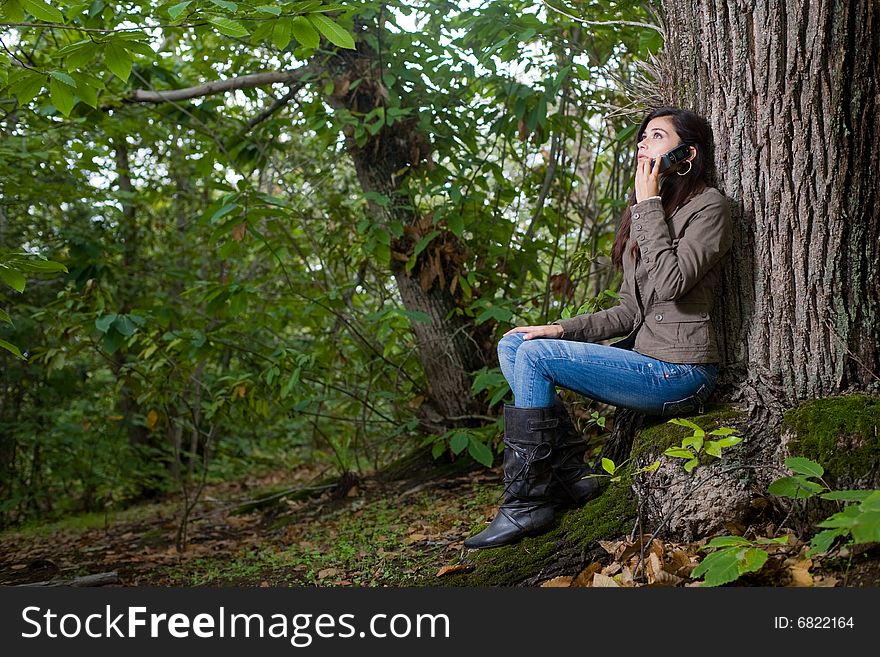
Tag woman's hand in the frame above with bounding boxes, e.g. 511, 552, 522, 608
503, 324, 564, 340
635, 154, 662, 203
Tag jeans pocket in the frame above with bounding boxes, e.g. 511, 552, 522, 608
662, 382, 712, 417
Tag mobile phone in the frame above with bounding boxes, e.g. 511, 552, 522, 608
651, 143, 692, 172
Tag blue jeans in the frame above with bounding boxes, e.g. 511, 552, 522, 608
497, 333, 718, 416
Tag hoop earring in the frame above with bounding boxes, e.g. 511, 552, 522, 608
676, 160, 692, 176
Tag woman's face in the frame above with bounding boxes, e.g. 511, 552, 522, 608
636, 115, 688, 164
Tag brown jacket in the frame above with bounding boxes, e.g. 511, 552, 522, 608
556, 186, 732, 364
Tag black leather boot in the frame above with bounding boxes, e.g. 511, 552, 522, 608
463, 405, 557, 549
548, 397, 600, 508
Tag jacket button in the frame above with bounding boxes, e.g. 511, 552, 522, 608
638, 235, 646, 241
701, 312, 708, 318
634, 213, 640, 219
655, 313, 663, 321
635, 225, 642, 230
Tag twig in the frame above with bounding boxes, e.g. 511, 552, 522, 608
540, 1, 665, 37
17, 572, 120, 587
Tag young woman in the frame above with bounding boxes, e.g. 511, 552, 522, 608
465, 107, 733, 549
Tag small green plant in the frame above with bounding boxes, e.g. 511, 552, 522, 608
662, 418, 742, 472
590, 457, 660, 483
583, 410, 607, 430
768, 456, 880, 556
560, 286, 620, 319
691, 535, 790, 587
423, 426, 496, 467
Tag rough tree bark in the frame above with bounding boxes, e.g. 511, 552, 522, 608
660, 0, 880, 415
625, 0, 880, 539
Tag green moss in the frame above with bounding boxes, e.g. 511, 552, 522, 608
630, 403, 745, 463
435, 481, 636, 587
782, 393, 880, 483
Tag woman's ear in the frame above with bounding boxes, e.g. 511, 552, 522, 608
687, 145, 698, 162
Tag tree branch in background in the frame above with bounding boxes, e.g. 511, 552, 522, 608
128, 68, 315, 103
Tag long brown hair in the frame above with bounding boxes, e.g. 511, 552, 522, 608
610, 107, 713, 270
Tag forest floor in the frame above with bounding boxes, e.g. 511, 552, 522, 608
2, 464, 879, 588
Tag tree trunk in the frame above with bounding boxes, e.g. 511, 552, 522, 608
320, 27, 486, 424
660, 0, 880, 417
619, 0, 880, 540
112, 140, 151, 448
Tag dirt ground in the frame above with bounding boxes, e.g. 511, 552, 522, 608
1, 465, 878, 588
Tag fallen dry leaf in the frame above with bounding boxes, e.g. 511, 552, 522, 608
649, 570, 684, 587
541, 576, 573, 587
644, 551, 663, 584
317, 568, 338, 580
436, 564, 474, 577
813, 576, 838, 587
785, 557, 813, 587
572, 562, 602, 587
591, 573, 620, 588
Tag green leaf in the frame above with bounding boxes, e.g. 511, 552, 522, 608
272, 19, 293, 50
713, 436, 742, 448
308, 14, 355, 49
755, 535, 791, 545
104, 42, 133, 82
768, 475, 824, 499
102, 330, 125, 354
807, 528, 849, 556
49, 70, 76, 88
0, 338, 25, 359
23, 0, 64, 23
209, 17, 250, 38
683, 458, 699, 473
784, 456, 824, 478
13, 258, 68, 273
738, 547, 769, 576
167, 1, 192, 20
7, 70, 45, 104
614, 123, 637, 143
211, 202, 240, 223
49, 77, 76, 115
666, 418, 702, 432
1, 0, 25, 22
69, 72, 98, 108
291, 16, 320, 49
363, 191, 390, 206
0, 308, 11, 324
400, 310, 430, 324
850, 515, 880, 550
704, 441, 722, 458
209, 0, 238, 10
601, 458, 615, 475
405, 230, 440, 272
0, 267, 26, 292
431, 440, 446, 460
663, 447, 694, 459
68, 42, 100, 69
859, 491, 880, 511
708, 427, 739, 436
467, 438, 494, 467
112, 315, 139, 337
682, 435, 703, 452
704, 535, 751, 549
820, 490, 872, 502
256, 5, 282, 15
449, 431, 468, 455
95, 313, 117, 333
691, 548, 741, 586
